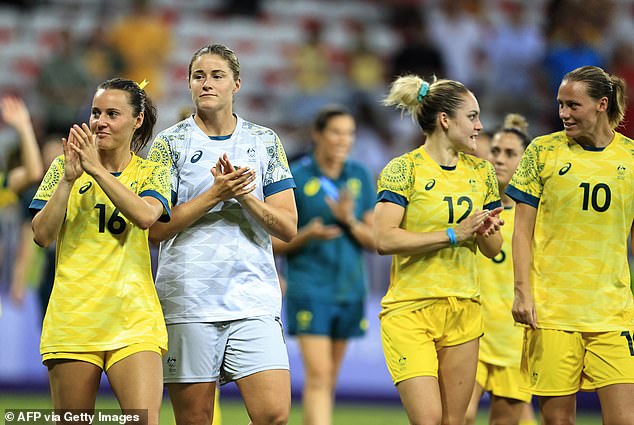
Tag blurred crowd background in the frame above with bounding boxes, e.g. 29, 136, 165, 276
0, 0, 633, 400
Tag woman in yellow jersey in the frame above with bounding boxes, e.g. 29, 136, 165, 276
30, 78, 171, 425
509, 65, 634, 424
465, 114, 536, 425
374, 74, 504, 425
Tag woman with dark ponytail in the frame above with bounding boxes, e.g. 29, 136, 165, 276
30, 77, 171, 425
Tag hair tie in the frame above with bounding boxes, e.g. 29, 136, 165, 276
417, 82, 430, 103
137, 79, 150, 90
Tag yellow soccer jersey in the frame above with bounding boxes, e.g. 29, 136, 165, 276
31, 154, 172, 354
507, 131, 634, 331
478, 205, 523, 367
377, 146, 501, 317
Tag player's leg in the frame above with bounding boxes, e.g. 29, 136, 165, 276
380, 304, 445, 425
227, 316, 290, 425
538, 395, 576, 425
524, 329, 583, 425
489, 396, 524, 425
437, 339, 480, 425
297, 335, 338, 425
163, 323, 226, 425
437, 298, 483, 425
596, 384, 634, 425
518, 402, 537, 425
106, 346, 163, 425
488, 363, 533, 425
464, 362, 486, 425
397, 376, 443, 425
330, 338, 348, 389
237, 369, 291, 425
585, 331, 634, 425
46, 356, 102, 411
168, 382, 216, 425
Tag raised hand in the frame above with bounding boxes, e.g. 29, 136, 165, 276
1, 96, 31, 132
210, 153, 256, 201
61, 129, 83, 182
324, 189, 356, 227
68, 123, 102, 176
453, 209, 491, 243
477, 206, 504, 237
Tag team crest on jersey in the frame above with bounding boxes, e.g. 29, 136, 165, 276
468, 178, 478, 192
304, 178, 321, 197
79, 182, 92, 194
558, 162, 572, 175
346, 178, 362, 198
617, 164, 626, 180
247, 147, 256, 158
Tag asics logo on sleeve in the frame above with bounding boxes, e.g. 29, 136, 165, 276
79, 182, 93, 194
558, 162, 572, 175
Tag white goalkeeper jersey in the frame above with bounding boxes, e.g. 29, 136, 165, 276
147, 115, 295, 323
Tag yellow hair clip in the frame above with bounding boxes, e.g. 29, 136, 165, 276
137, 79, 150, 90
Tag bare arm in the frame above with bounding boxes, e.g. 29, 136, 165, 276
2, 96, 44, 194
222, 152, 297, 242
239, 188, 298, 242
475, 206, 504, 258
32, 134, 82, 247
511, 202, 538, 328
149, 154, 256, 243
374, 201, 492, 256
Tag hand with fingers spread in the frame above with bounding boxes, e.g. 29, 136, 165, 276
210, 153, 256, 201
61, 130, 84, 183
477, 206, 504, 237
453, 209, 491, 243
68, 123, 103, 176
1, 95, 31, 132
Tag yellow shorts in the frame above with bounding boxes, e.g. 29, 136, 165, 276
522, 328, 634, 396
476, 360, 532, 403
42, 343, 161, 372
381, 297, 483, 384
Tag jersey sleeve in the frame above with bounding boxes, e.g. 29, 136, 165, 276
483, 160, 502, 210
262, 132, 296, 197
506, 141, 542, 208
29, 155, 64, 215
376, 154, 414, 208
138, 162, 173, 222
147, 134, 178, 205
